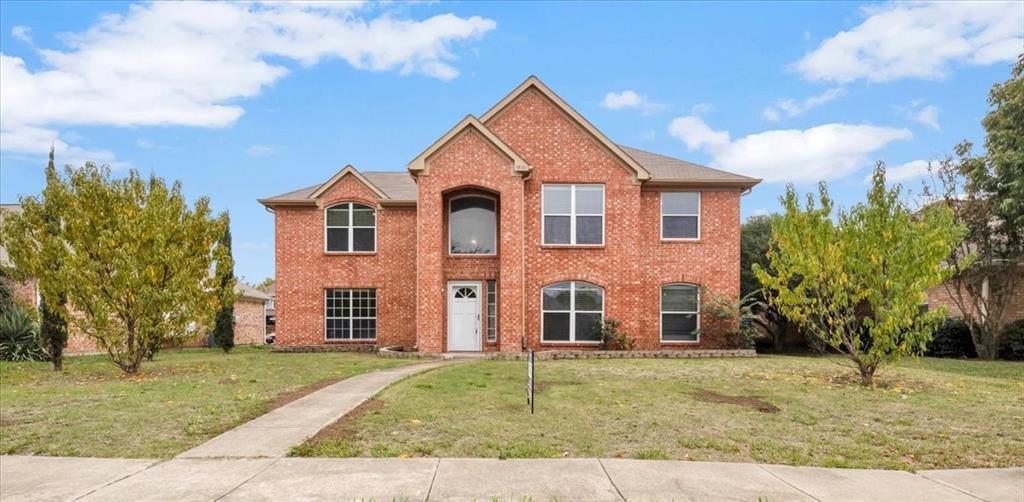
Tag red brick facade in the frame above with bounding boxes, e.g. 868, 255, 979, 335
263, 78, 757, 353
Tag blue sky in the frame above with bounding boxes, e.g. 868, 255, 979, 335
1, 1, 1021, 283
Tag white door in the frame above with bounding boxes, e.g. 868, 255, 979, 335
448, 282, 481, 351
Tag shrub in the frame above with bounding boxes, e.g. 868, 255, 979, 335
926, 318, 977, 359
999, 320, 1024, 360
0, 306, 46, 362
596, 318, 635, 350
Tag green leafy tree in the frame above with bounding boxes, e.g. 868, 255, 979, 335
211, 224, 237, 353
924, 55, 1024, 359
36, 148, 69, 371
756, 165, 962, 385
254, 277, 274, 290
0, 270, 13, 314
0, 162, 230, 374
741, 215, 790, 350
39, 296, 68, 371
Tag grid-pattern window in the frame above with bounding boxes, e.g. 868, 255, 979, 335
541, 281, 603, 342
661, 284, 699, 342
326, 202, 376, 252
661, 192, 700, 240
486, 280, 498, 342
325, 289, 377, 340
542, 185, 604, 245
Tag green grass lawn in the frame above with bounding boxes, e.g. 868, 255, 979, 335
0, 346, 413, 458
293, 355, 1024, 470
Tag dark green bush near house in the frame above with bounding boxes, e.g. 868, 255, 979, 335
926, 318, 976, 359
596, 318, 635, 350
998, 319, 1024, 360
0, 306, 46, 362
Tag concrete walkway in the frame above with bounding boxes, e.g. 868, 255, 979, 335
1, 455, 1020, 501
178, 360, 453, 459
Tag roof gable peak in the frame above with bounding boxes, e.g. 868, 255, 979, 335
480, 76, 651, 182
309, 164, 389, 201
407, 115, 531, 175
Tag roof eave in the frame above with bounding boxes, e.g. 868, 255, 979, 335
643, 178, 762, 190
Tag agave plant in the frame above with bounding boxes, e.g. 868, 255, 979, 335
0, 306, 46, 362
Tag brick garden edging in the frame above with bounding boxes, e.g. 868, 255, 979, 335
270, 344, 377, 353
485, 349, 757, 360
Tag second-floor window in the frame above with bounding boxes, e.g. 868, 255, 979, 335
326, 202, 376, 253
661, 192, 700, 240
449, 195, 497, 255
542, 184, 604, 245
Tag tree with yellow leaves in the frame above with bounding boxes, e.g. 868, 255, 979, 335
755, 165, 963, 385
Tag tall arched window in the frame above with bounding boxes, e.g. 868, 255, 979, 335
449, 195, 496, 255
662, 284, 699, 342
325, 202, 375, 253
542, 281, 603, 342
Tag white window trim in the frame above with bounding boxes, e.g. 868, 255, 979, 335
540, 281, 604, 343
448, 194, 498, 256
660, 191, 701, 241
486, 280, 498, 342
541, 184, 605, 246
324, 202, 377, 253
660, 283, 700, 344
324, 288, 377, 341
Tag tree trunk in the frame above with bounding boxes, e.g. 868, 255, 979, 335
858, 363, 876, 386
51, 357, 63, 372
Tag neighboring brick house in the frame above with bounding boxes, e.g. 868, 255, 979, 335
261, 282, 276, 334
259, 76, 761, 354
1, 204, 271, 353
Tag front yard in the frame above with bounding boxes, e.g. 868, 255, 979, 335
293, 355, 1024, 470
0, 347, 413, 458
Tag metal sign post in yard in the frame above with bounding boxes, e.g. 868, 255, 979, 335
526, 349, 535, 414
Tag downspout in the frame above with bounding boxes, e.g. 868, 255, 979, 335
520, 169, 532, 352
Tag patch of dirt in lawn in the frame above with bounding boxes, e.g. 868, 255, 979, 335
267, 378, 344, 411
303, 398, 385, 444
534, 380, 582, 393
692, 389, 780, 413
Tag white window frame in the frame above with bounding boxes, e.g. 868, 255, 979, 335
448, 194, 498, 256
324, 288, 377, 341
486, 280, 498, 342
324, 202, 377, 253
541, 184, 605, 246
540, 281, 604, 343
660, 192, 701, 241
660, 283, 700, 344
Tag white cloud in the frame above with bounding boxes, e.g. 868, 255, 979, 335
910, 105, 941, 131
690, 102, 714, 116
762, 87, 846, 122
668, 116, 912, 182
0, 2, 495, 163
600, 90, 665, 114
245, 144, 275, 157
601, 90, 643, 110
0, 126, 125, 169
668, 116, 730, 151
794, 1, 1023, 83
868, 159, 933, 184
11, 26, 31, 43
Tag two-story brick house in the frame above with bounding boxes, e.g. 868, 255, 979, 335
259, 77, 760, 354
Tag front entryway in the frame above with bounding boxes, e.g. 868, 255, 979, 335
447, 281, 482, 352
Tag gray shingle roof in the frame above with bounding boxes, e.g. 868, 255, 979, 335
259, 145, 757, 206
258, 172, 415, 205
619, 145, 759, 185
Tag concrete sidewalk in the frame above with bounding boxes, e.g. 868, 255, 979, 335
1, 455, 1020, 502
177, 360, 453, 459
